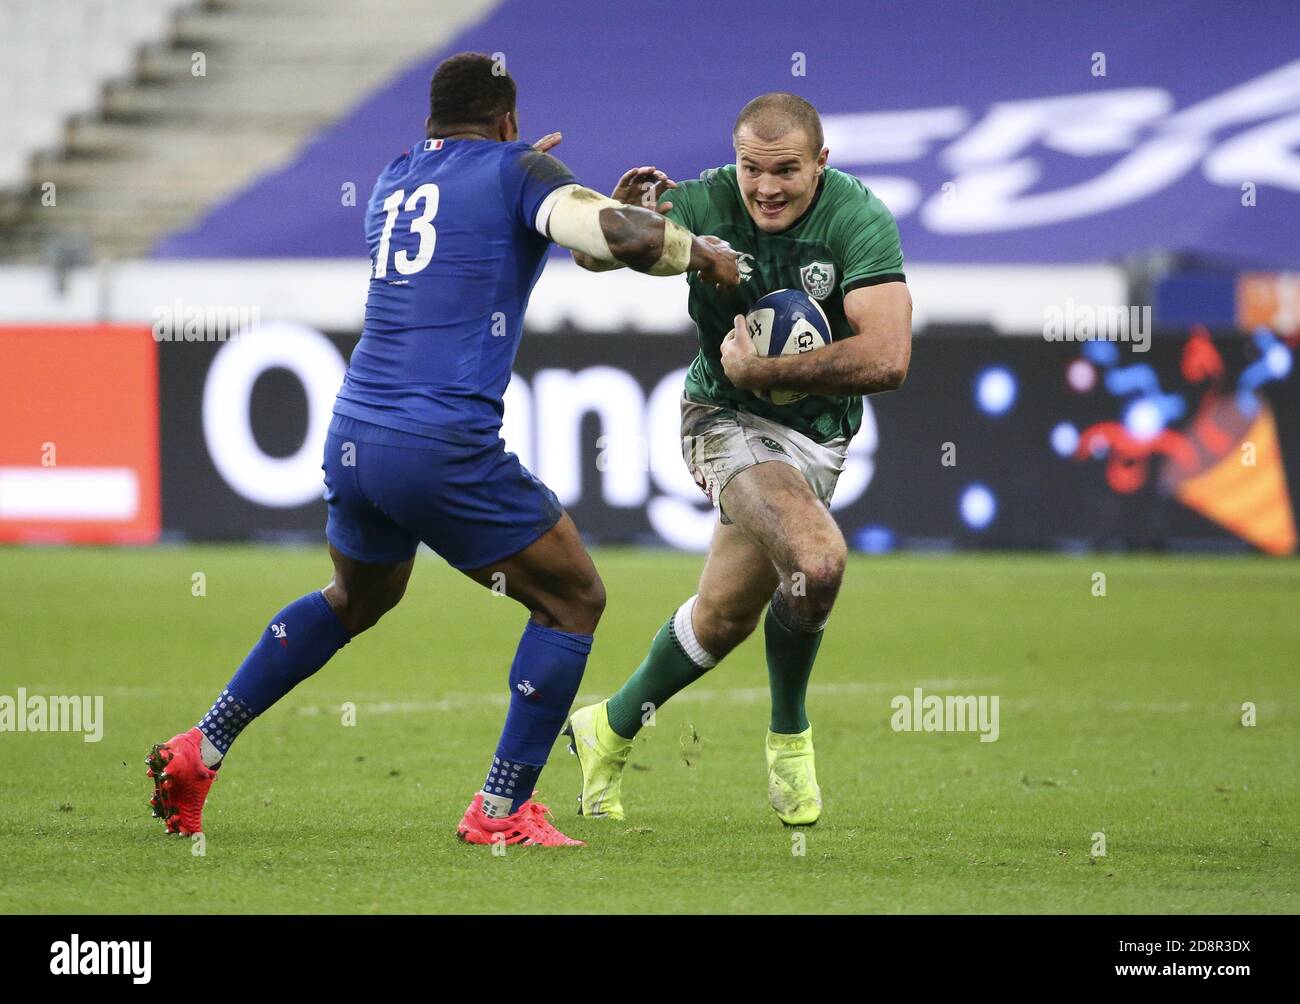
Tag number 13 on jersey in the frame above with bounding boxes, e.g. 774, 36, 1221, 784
373, 183, 439, 278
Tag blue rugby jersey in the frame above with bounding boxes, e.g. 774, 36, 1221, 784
333, 138, 577, 444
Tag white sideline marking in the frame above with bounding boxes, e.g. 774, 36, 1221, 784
290, 688, 1269, 719
291, 680, 972, 717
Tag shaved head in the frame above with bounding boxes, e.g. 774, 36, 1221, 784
732, 93, 827, 232
732, 93, 823, 155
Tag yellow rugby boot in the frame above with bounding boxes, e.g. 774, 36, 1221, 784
766, 725, 822, 826
563, 701, 632, 820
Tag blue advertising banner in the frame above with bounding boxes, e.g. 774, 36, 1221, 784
156, 1, 1300, 268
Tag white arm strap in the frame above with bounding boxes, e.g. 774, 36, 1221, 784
533, 184, 582, 237
534, 184, 614, 257
536, 184, 693, 274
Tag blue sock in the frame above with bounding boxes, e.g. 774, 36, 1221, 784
196, 591, 351, 763
481, 620, 592, 814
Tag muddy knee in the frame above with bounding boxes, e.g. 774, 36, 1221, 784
779, 546, 846, 628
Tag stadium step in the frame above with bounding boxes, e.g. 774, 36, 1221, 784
2, 0, 499, 263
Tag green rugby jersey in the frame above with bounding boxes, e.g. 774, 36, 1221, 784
664, 164, 905, 443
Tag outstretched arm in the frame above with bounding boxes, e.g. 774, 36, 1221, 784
720, 282, 912, 396
572, 166, 678, 273
539, 183, 739, 288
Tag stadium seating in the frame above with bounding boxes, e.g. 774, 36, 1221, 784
0, 0, 496, 261
0, 0, 190, 191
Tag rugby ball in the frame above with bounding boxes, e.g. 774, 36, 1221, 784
744, 289, 832, 405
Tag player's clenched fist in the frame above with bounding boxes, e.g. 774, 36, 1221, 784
720, 312, 765, 389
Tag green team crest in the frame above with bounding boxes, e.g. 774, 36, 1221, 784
800, 261, 835, 300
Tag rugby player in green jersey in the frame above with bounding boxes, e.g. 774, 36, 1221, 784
566, 93, 912, 825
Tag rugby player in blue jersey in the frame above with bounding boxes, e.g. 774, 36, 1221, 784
147, 52, 739, 847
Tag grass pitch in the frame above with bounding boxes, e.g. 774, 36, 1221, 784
0, 546, 1296, 914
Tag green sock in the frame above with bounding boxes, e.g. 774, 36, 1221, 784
765, 600, 823, 734
606, 600, 715, 739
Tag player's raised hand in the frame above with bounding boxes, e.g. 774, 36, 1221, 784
532, 132, 563, 153
610, 166, 677, 214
